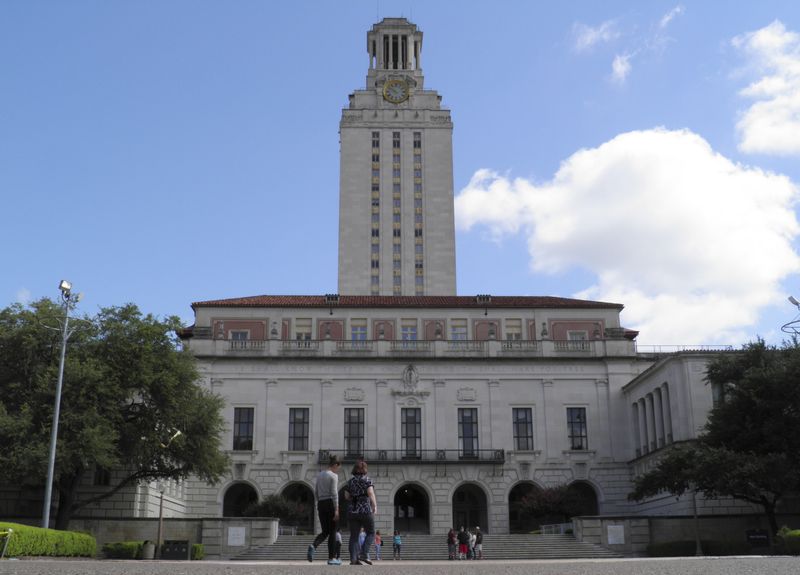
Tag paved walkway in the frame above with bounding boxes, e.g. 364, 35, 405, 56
1, 557, 799, 575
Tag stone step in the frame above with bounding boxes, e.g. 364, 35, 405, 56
232, 534, 622, 561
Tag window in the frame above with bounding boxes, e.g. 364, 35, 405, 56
393, 244, 401, 254
371, 260, 379, 268
413, 132, 421, 148
371, 228, 380, 237
393, 168, 401, 178
401, 319, 417, 340
567, 331, 589, 351
401, 408, 422, 457
372, 213, 380, 223
451, 319, 467, 340
415, 276, 424, 285
393, 229, 401, 237
372, 131, 380, 148
371, 243, 379, 253
295, 319, 312, 341
414, 183, 422, 192
414, 213, 423, 223
414, 229, 423, 237
372, 169, 380, 178
414, 198, 422, 208
394, 183, 401, 192
372, 197, 380, 207
351, 319, 367, 341
393, 198, 401, 208
288, 408, 309, 451
372, 183, 380, 192
414, 154, 421, 164
230, 330, 249, 341
567, 407, 588, 450
344, 408, 365, 456
414, 169, 422, 178
458, 408, 479, 457
392, 132, 400, 148
506, 319, 522, 341
393, 259, 401, 269
393, 213, 401, 223
371, 275, 379, 285
393, 275, 401, 286
233, 407, 254, 451
512, 408, 534, 451
415, 244, 423, 254
393, 153, 400, 163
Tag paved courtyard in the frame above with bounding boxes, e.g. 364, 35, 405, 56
1, 557, 798, 575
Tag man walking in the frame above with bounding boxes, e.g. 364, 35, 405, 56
308, 454, 342, 565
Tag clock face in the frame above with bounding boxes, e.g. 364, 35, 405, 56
383, 79, 410, 103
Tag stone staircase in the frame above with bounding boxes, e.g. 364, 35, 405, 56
231, 533, 622, 561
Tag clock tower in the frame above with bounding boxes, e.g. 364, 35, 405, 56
338, 18, 456, 296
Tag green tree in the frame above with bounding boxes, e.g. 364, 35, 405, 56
0, 299, 230, 530
518, 484, 596, 526
630, 340, 800, 535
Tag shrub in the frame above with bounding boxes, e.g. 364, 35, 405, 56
0, 522, 96, 557
191, 543, 205, 560
647, 539, 754, 557
102, 541, 144, 559
776, 527, 800, 555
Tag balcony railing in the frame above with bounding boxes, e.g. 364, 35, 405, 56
336, 340, 374, 353
280, 340, 320, 352
389, 340, 432, 354
228, 339, 267, 352
189, 336, 637, 359
318, 448, 504, 465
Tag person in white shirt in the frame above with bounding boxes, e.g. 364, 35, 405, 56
307, 455, 342, 565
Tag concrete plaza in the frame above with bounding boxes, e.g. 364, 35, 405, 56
1, 557, 799, 575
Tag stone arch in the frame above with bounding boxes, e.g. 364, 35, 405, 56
566, 480, 600, 517
280, 482, 315, 532
451, 482, 489, 533
222, 481, 259, 517
507, 480, 542, 533
392, 482, 431, 534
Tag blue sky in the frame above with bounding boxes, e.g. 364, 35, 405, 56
3, 1, 800, 345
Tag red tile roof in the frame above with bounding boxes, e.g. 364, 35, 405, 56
191, 294, 624, 310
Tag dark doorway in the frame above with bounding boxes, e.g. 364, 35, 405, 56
393, 484, 430, 533
281, 483, 315, 532
452, 483, 488, 533
567, 481, 599, 516
508, 482, 541, 533
222, 483, 258, 517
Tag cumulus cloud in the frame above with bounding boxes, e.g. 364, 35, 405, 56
573, 20, 620, 52
455, 129, 800, 344
733, 20, 800, 156
611, 53, 633, 83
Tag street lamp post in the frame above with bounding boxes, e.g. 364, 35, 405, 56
156, 483, 165, 559
42, 280, 82, 529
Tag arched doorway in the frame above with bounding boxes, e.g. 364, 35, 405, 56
222, 483, 258, 517
508, 482, 540, 533
394, 484, 429, 533
281, 483, 315, 532
566, 481, 599, 517
452, 483, 487, 533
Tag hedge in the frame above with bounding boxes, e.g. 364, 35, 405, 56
191, 543, 205, 560
102, 541, 144, 559
777, 528, 800, 555
0, 522, 96, 558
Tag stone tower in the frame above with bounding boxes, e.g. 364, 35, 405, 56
338, 18, 456, 296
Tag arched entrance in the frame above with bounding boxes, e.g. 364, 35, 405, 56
566, 481, 599, 516
393, 484, 429, 533
281, 483, 315, 532
508, 482, 540, 533
222, 482, 258, 517
452, 483, 488, 533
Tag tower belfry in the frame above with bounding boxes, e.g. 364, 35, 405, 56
338, 18, 456, 296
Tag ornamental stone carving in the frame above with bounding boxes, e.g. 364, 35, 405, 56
402, 364, 419, 390
344, 387, 365, 401
457, 387, 477, 401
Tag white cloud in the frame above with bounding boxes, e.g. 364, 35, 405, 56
15, 288, 31, 304
611, 53, 632, 83
455, 128, 800, 344
659, 5, 684, 30
733, 20, 800, 156
573, 21, 620, 52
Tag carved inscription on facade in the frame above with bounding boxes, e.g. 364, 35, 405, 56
344, 387, 365, 401
457, 387, 477, 401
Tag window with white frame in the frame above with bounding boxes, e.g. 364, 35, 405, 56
505, 319, 522, 340
295, 318, 312, 341
401, 319, 417, 340
351, 319, 367, 341
450, 319, 467, 340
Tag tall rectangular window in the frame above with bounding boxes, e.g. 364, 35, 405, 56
351, 319, 367, 341
401, 319, 417, 340
295, 318, 312, 341
451, 319, 467, 340
505, 319, 522, 340
288, 407, 309, 451
567, 407, 588, 450
458, 408, 479, 458
233, 407, 254, 451
344, 408, 365, 457
401, 407, 421, 457
392, 131, 401, 148
512, 408, 534, 451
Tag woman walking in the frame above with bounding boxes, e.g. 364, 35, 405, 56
344, 460, 377, 565
392, 530, 402, 560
